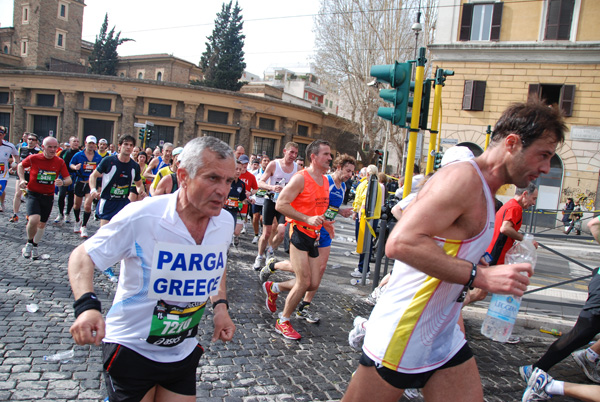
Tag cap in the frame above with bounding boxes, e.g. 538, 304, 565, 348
172, 147, 184, 156
0, 126, 6, 134
238, 154, 250, 164
85, 135, 97, 144
98, 138, 108, 144
441, 146, 474, 167
252, 159, 260, 164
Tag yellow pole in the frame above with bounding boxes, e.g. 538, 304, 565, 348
426, 71, 443, 175
484, 125, 492, 150
403, 48, 426, 199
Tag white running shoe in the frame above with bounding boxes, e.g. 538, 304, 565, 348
253, 255, 266, 271
22, 243, 33, 259
53, 214, 63, 224
80, 226, 89, 238
266, 245, 275, 260
31, 246, 39, 260
73, 223, 80, 233
252, 235, 259, 244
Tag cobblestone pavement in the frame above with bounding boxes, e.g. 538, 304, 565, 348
0, 183, 593, 401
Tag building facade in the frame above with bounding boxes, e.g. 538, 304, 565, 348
429, 0, 600, 223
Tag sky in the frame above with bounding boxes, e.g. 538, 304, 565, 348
0, 0, 322, 77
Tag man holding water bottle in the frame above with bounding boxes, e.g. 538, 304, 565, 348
342, 99, 566, 402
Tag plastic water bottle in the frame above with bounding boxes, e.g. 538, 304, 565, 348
481, 234, 536, 342
43, 349, 75, 362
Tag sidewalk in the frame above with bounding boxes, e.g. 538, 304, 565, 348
0, 187, 592, 401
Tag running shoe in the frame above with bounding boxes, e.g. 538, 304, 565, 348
348, 316, 367, 350
522, 367, 552, 402
253, 255, 265, 271
80, 226, 89, 238
0, 203, 4, 212
266, 245, 274, 260
259, 257, 276, 283
351, 269, 366, 278
31, 246, 38, 260
233, 235, 240, 247
252, 235, 259, 244
9, 214, 18, 223
296, 306, 320, 324
262, 281, 278, 313
240, 224, 247, 235
22, 242, 33, 259
73, 223, 80, 233
53, 214, 63, 224
275, 319, 301, 340
104, 267, 118, 283
63, 213, 71, 224
572, 349, 600, 383
519, 365, 533, 383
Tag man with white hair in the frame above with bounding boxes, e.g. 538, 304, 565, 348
18, 136, 72, 259
144, 142, 174, 182
68, 136, 236, 402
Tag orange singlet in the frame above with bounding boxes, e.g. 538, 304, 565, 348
288, 169, 329, 238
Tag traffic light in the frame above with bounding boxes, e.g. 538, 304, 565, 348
370, 62, 412, 126
138, 128, 145, 140
433, 152, 443, 170
406, 79, 433, 130
375, 149, 383, 167
146, 128, 153, 142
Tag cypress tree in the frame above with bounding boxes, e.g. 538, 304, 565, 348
88, 14, 133, 76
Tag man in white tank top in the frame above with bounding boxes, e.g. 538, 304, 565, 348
342, 100, 567, 402
253, 142, 298, 270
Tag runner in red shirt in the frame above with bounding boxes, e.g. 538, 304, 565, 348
238, 154, 258, 236
18, 137, 71, 259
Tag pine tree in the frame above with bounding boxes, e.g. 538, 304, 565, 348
88, 14, 133, 76
194, 1, 246, 91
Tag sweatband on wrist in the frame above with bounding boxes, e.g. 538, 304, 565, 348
456, 263, 478, 303
73, 292, 101, 318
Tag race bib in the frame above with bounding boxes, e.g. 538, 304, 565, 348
148, 242, 228, 303
224, 197, 238, 208
37, 170, 56, 185
0, 163, 4, 175
324, 205, 339, 221
256, 189, 267, 198
110, 184, 130, 198
82, 162, 96, 173
146, 300, 206, 347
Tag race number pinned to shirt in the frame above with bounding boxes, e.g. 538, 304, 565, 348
148, 242, 228, 303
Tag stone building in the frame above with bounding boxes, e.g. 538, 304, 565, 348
429, 0, 600, 224
0, 0, 359, 159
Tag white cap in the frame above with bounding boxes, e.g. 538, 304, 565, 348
85, 135, 97, 144
441, 146, 474, 167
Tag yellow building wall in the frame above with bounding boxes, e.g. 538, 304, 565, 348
578, 0, 600, 41
500, 0, 542, 42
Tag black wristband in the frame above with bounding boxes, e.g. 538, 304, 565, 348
212, 299, 229, 310
465, 263, 478, 290
73, 292, 102, 318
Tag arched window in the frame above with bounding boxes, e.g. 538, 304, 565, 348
156, 72, 162, 81
138, 72, 143, 79
2, 46, 7, 54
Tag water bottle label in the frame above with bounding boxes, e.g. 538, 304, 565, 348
487, 295, 520, 323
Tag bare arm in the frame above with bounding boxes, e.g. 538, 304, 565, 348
385, 163, 532, 296
134, 179, 146, 198
152, 175, 172, 196
144, 158, 158, 180
588, 218, 600, 244
500, 220, 523, 241
258, 161, 280, 191
68, 245, 105, 346
88, 169, 101, 199
209, 269, 235, 342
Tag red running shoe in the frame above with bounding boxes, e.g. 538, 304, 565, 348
262, 281, 278, 313
275, 319, 301, 340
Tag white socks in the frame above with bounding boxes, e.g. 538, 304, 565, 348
545, 379, 564, 396
33, 227, 45, 244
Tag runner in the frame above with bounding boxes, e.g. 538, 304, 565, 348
153, 148, 184, 196
88, 134, 146, 281
261, 139, 331, 340
18, 137, 71, 259
70, 135, 102, 238
237, 154, 258, 236
68, 136, 235, 402
53, 136, 80, 223
260, 153, 356, 325
149, 147, 183, 196
341, 100, 566, 402
0, 126, 19, 212
144, 142, 173, 183
251, 155, 270, 244
223, 159, 248, 247
253, 142, 298, 270
10, 132, 41, 222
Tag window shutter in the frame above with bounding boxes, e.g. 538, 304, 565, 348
459, 3, 474, 41
528, 84, 541, 101
472, 81, 487, 111
560, 85, 575, 117
490, 2, 503, 41
463, 80, 474, 110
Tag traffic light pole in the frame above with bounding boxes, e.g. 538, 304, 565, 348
426, 69, 445, 175
402, 47, 426, 199
484, 124, 492, 150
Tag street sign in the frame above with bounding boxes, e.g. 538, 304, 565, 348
49, 130, 54, 137
440, 138, 458, 145
145, 121, 154, 127
134, 123, 145, 128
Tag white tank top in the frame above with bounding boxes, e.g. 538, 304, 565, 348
363, 159, 495, 373
267, 159, 297, 190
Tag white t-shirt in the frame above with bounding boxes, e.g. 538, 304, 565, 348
84, 191, 233, 362
0, 140, 18, 179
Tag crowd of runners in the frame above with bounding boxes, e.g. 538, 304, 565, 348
1, 99, 599, 402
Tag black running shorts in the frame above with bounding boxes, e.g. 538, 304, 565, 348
290, 225, 319, 258
26, 191, 54, 223
359, 342, 474, 389
102, 342, 204, 401
74, 181, 90, 198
